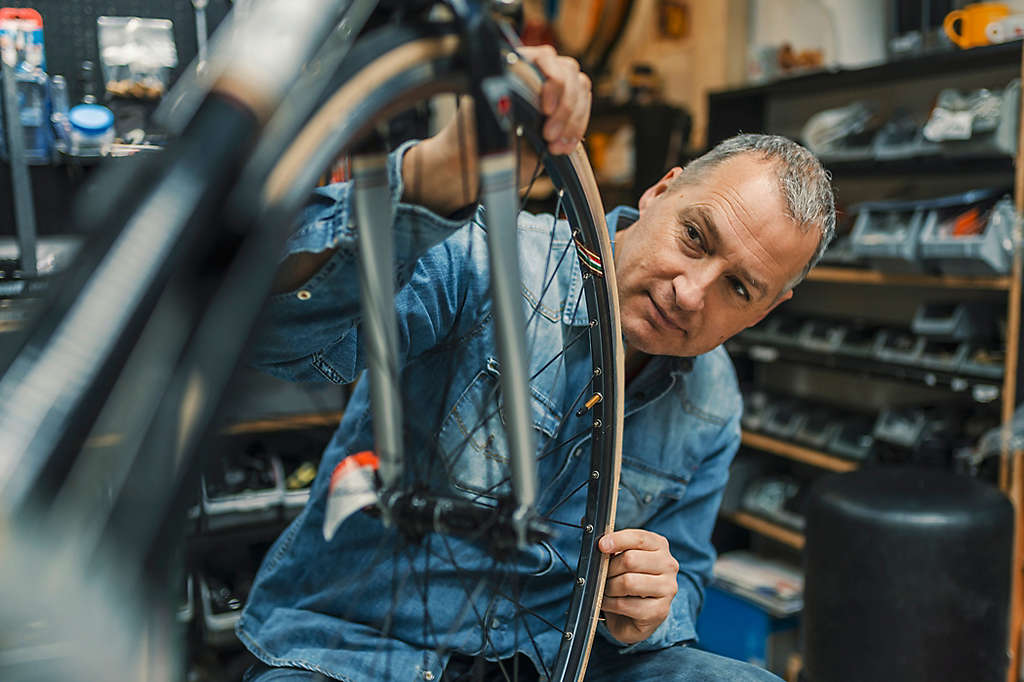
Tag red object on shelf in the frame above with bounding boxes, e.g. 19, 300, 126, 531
0, 7, 43, 28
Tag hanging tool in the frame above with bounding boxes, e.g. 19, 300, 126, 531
1, 28, 37, 276
192, 0, 209, 71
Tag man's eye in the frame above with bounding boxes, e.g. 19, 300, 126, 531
729, 277, 750, 301
684, 224, 703, 249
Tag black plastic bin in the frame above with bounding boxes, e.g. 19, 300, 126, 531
802, 468, 1012, 682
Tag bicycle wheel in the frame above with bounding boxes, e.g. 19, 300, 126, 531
243, 22, 623, 682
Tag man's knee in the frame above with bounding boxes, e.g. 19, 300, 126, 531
674, 647, 784, 682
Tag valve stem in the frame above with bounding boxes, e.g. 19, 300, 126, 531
575, 392, 603, 417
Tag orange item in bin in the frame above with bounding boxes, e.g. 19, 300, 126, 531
952, 207, 985, 237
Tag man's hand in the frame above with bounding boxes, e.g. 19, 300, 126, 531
519, 44, 592, 156
598, 529, 679, 645
401, 45, 591, 215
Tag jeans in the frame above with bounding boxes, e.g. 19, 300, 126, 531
243, 636, 783, 682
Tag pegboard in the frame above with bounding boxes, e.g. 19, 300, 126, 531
0, 1, 231, 102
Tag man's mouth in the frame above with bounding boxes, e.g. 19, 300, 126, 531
647, 293, 686, 335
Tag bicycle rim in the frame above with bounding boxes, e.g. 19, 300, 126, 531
256, 23, 623, 682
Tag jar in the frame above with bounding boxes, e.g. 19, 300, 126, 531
68, 103, 114, 157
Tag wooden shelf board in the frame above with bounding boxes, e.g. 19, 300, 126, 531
221, 411, 345, 435
806, 267, 1012, 290
84, 411, 345, 447
721, 510, 805, 550
741, 430, 858, 472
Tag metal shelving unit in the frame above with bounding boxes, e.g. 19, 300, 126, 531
709, 42, 1024, 681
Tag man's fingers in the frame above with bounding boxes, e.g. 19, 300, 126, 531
518, 45, 560, 115
601, 596, 669, 620
607, 548, 679, 579
605, 572, 678, 599
599, 528, 670, 554
565, 72, 591, 138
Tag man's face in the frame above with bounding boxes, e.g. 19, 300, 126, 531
614, 154, 820, 358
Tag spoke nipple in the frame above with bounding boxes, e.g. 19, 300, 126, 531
515, 124, 524, 137
593, 419, 602, 429
424, 672, 435, 681
591, 470, 600, 479
577, 576, 586, 585
589, 319, 598, 327
558, 189, 565, 198
593, 367, 602, 376
506, 51, 519, 65
564, 630, 573, 640
584, 523, 594, 534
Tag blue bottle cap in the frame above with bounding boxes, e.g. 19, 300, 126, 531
68, 104, 114, 134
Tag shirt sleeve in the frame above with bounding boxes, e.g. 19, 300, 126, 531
247, 139, 483, 382
598, 409, 742, 653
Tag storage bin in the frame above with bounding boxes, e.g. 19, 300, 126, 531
918, 193, 1015, 276
762, 401, 804, 440
201, 446, 283, 531
199, 573, 244, 647
741, 475, 806, 530
817, 233, 861, 266
838, 325, 884, 358
849, 199, 926, 272
875, 329, 926, 364
696, 583, 800, 675
798, 320, 846, 353
935, 80, 1020, 158
764, 316, 805, 347
741, 390, 772, 432
911, 301, 997, 341
827, 415, 876, 461
793, 408, 841, 449
962, 347, 1005, 380
872, 408, 929, 449
918, 339, 969, 372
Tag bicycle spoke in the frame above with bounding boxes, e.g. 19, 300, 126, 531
437, 535, 514, 682
546, 540, 575, 575
544, 478, 589, 519
542, 518, 583, 531
496, 588, 564, 633
517, 147, 545, 212
521, 615, 551, 681
430, 321, 594, 495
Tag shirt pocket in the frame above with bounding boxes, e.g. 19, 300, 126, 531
436, 357, 560, 501
614, 458, 688, 530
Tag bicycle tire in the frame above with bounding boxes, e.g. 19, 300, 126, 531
251, 22, 623, 682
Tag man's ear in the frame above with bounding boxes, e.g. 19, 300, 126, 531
638, 167, 683, 212
748, 289, 793, 327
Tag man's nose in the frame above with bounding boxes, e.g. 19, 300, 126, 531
671, 270, 713, 312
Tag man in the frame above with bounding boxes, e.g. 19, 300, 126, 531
237, 46, 834, 681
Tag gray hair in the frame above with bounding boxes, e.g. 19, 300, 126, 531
671, 133, 835, 294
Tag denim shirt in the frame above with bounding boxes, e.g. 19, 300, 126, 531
236, 142, 742, 682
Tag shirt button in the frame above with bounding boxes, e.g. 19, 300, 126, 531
296, 289, 312, 301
